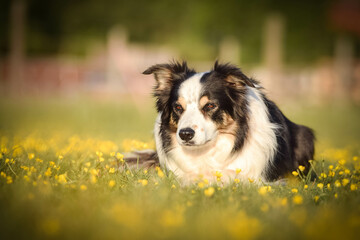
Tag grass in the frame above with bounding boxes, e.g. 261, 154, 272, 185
0, 98, 360, 239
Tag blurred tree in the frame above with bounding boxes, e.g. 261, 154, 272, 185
0, 0, 359, 65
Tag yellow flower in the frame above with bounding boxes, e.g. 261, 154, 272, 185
314, 195, 320, 202
109, 168, 115, 174
35, 158, 43, 163
58, 155, 63, 160
298, 165, 305, 172
258, 186, 272, 196
0, 172, 6, 178
23, 175, 30, 182
334, 180, 341, 187
99, 157, 105, 162
328, 165, 334, 170
234, 178, 240, 183
320, 173, 327, 178
45, 168, 52, 177
157, 169, 165, 178
116, 153, 124, 163
353, 156, 358, 161
350, 184, 357, 191
109, 180, 116, 188
317, 183, 324, 190
327, 183, 331, 191
292, 195, 303, 205
204, 187, 215, 197
304, 185, 308, 190
236, 168, 242, 174
291, 188, 298, 193
58, 174, 67, 184
28, 153, 35, 160
342, 178, 350, 186
49, 161, 55, 167
248, 178, 254, 183
198, 182, 205, 189
334, 193, 338, 198
214, 171, 222, 177
143, 169, 148, 174
85, 162, 91, 167
292, 171, 299, 176
80, 185, 87, 191
338, 159, 346, 165
171, 184, 176, 189
138, 179, 148, 186
6, 176, 13, 184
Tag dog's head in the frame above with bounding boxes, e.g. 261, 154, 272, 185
143, 61, 255, 149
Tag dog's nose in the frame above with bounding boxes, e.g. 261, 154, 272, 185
179, 128, 195, 142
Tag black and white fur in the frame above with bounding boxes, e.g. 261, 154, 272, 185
143, 61, 315, 184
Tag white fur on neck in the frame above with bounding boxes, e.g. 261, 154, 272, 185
154, 86, 278, 184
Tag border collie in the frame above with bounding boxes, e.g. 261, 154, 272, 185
143, 61, 315, 184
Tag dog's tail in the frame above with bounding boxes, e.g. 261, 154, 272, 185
122, 149, 159, 169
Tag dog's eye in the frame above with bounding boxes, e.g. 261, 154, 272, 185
174, 104, 184, 113
203, 103, 217, 111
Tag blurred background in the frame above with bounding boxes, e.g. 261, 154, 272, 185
0, 0, 359, 147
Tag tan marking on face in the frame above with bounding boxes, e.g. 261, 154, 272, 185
169, 115, 178, 132
177, 97, 187, 110
193, 125, 198, 130
199, 96, 210, 108
218, 113, 237, 136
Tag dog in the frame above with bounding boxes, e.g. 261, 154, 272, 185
142, 61, 315, 184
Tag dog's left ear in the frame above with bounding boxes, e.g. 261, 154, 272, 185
213, 61, 255, 88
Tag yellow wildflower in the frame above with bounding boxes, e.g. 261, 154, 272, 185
258, 186, 271, 196
298, 165, 305, 172
350, 184, 357, 191
334, 193, 338, 198
198, 182, 205, 189
342, 178, 350, 186
320, 173, 327, 178
109, 180, 116, 188
292, 195, 303, 205
327, 183, 331, 191
292, 171, 299, 176
85, 162, 91, 167
1, 172, 6, 178
236, 168, 242, 174
334, 180, 341, 187
291, 188, 298, 193
338, 159, 346, 165
116, 153, 124, 163
35, 158, 43, 163
90, 175, 97, 184
5, 158, 9, 163
28, 153, 35, 160
171, 184, 176, 189
314, 195, 320, 202
23, 175, 30, 182
317, 183, 324, 190
138, 179, 148, 186
157, 169, 165, 178
109, 168, 115, 174
58, 174, 67, 184
234, 178, 240, 183
328, 165, 334, 170
45, 168, 52, 177
204, 187, 215, 197
248, 178, 254, 183
6, 176, 13, 184
353, 156, 358, 161
80, 185, 87, 191
49, 161, 55, 167
304, 185, 308, 190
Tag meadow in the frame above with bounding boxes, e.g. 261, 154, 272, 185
0, 98, 359, 240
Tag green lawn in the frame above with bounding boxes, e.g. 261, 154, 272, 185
0, 98, 359, 239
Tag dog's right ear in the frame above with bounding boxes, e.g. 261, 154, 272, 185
143, 61, 195, 92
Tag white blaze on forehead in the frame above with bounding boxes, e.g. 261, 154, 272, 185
178, 73, 205, 104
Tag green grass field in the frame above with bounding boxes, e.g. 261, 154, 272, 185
0, 98, 359, 239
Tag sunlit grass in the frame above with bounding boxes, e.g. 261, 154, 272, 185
0, 99, 359, 239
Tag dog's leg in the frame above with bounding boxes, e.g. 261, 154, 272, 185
122, 150, 159, 169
